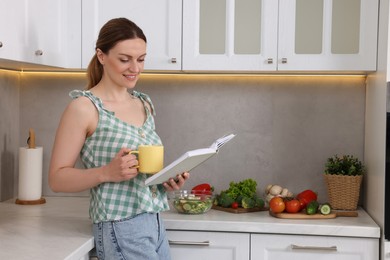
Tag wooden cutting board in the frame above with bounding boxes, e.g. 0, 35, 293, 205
269, 210, 358, 219
212, 205, 268, 214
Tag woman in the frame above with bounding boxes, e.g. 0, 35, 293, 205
49, 17, 189, 259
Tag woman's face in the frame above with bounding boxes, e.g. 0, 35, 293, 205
97, 38, 146, 89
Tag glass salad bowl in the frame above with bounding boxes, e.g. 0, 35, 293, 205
169, 190, 215, 214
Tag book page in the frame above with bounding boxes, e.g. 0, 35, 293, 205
210, 133, 236, 150
144, 133, 236, 186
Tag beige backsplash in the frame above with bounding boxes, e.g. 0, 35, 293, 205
1, 71, 366, 203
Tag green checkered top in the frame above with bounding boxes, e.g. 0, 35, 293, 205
70, 90, 169, 223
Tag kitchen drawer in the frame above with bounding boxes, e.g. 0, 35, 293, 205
251, 233, 378, 260
167, 230, 249, 260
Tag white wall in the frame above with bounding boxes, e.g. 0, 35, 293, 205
364, 0, 389, 230
364, 0, 389, 259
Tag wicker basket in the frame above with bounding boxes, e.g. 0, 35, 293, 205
324, 174, 363, 210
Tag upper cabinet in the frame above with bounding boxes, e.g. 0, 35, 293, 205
182, 0, 379, 72
0, 0, 81, 68
183, 0, 279, 71
24, 0, 81, 68
0, 0, 379, 72
0, 0, 26, 62
81, 0, 182, 71
278, 0, 378, 71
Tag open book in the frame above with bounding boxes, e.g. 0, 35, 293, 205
144, 134, 236, 186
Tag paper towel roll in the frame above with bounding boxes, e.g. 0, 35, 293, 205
18, 146, 43, 201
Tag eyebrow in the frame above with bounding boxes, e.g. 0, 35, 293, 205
118, 53, 147, 59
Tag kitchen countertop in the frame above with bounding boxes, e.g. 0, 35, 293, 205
0, 197, 380, 260
0, 197, 94, 260
162, 207, 380, 238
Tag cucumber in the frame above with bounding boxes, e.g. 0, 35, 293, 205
306, 200, 319, 215
319, 203, 332, 215
182, 203, 192, 211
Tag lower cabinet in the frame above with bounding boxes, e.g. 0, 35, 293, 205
167, 231, 378, 260
251, 234, 378, 260
167, 230, 250, 260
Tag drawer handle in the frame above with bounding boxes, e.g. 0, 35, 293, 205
291, 244, 337, 251
168, 240, 210, 246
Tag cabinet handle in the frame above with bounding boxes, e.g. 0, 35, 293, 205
0, 41, 3, 48
170, 58, 177, 64
281, 58, 287, 64
35, 50, 43, 56
168, 240, 210, 246
291, 244, 337, 251
267, 58, 273, 64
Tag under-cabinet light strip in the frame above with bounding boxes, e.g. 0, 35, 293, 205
0, 68, 366, 78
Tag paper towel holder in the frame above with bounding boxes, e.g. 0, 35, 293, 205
15, 128, 46, 205
27, 128, 36, 149
15, 197, 46, 205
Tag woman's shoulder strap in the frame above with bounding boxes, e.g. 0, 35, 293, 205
69, 90, 105, 112
132, 90, 156, 116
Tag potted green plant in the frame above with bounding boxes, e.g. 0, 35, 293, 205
324, 155, 365, 210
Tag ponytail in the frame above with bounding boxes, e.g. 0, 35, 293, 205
86, 54, 103, 90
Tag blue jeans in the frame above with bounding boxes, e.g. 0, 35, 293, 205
93, 212, 171, 260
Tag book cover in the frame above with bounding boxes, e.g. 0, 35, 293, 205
144, 134, 236, 186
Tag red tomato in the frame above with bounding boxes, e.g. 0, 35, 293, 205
191, 183, 213, 195
231, 202, 239, 209
269, 197, 285, 213
296, 189, 317, 209
284, 198, 301, 213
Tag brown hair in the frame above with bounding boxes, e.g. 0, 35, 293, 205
86, 18, 147, 90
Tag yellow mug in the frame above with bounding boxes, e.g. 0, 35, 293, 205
130, 145, 164, 174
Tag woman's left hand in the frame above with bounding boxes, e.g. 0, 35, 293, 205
163, 172, 190, 191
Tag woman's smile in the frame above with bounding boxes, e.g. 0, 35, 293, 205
123, 74, 137, 81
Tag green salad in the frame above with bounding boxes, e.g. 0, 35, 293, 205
173, 194, 214, 214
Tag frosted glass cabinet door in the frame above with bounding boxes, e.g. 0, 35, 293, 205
0, 0, 25, 62
182, 0, 278, 71
82, 0, 182, 71
23, 0, 81, 68
278, 0, 378, 71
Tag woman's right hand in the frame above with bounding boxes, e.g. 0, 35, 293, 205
101, 148, 139, 183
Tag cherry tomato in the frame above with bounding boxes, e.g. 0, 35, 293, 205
284, 198, 301, 213
296, 189, 317, 209
269, 197, 285, 213
191, 183, 213, 195
231, 202, 239, 209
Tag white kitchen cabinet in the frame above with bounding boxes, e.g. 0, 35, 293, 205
0, 0, 26, 62
182, 0, 378, 72
385, 241, 390, 259
167, 230, 250, 260
251, 233, 378, 260
182, 0, 278, 71
278, 0, 378, 71
0, 0, 81, 68
23, 0, 81, 68
81, 0, 182, 71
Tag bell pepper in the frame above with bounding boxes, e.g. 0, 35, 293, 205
296, 189, 317, 210
191, 183, 214, 195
